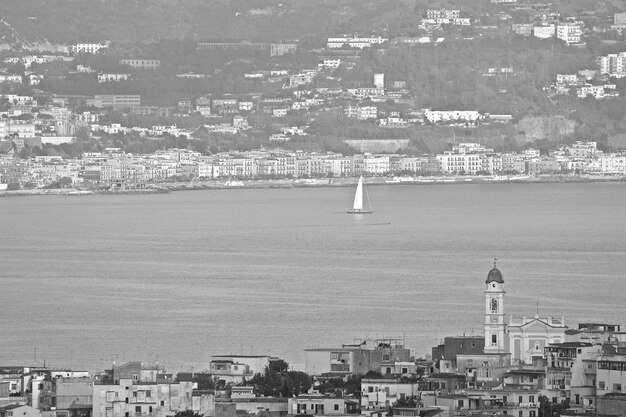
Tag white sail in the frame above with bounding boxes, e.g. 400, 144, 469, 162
352, 176, 364, 211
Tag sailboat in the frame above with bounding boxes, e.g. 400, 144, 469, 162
346, 176, 373, 214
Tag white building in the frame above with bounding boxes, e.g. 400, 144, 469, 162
97, 73, 130, 83
597, 52, 626, 77
556, 22, 583, 44
119, 59, 161, 69
0, 75, 22, 83
597, 354, 626, 396
361, 378, 419, 410
346, 88, 386, 98
209, 355, 274, 385
363, 156, 390, 175
600, 155, 626, 174
374, 73, 385, 89
71, 43, 108, 54
318, 59, 341, 69
345, 105, 378, 120
426, 9, 461, 20
533, 24, 556, 39
0, 121, 36, 138
437, 151, 482, 174
425, 110, 482, 124
326, 36, 388, 49
508, 316, 567, 365
92, 379, 193, 417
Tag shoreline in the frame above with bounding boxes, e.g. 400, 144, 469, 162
1, 174, 626, 197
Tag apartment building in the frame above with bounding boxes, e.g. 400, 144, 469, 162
597, 352, 626, 397
92, 379, 193, 417
597, 53, 626, 77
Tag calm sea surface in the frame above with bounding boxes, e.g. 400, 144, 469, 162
1, 182, 625, 371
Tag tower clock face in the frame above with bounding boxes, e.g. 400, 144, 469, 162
492, 283, 497, 288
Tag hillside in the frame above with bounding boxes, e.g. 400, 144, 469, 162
2, 0, 623, 46
0, 0, 414, 44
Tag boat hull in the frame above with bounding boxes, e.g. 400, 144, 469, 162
346, 209, 373, 214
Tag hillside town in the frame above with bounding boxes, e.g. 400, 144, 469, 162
1, 2, 626, 191
1, 265, 625, 417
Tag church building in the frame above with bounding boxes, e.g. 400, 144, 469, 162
484, 260, 567, 366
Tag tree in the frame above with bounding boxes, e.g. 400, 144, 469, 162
56, 177, 73, 188
192, 373, 218, 390
173, 411, 203, 417
245, 362, 312, 397
389, 396, 419, 416
269, 359, 289, 375
7, 182, 20, 191
538, 395, 570, 417
248, 366, 283, 397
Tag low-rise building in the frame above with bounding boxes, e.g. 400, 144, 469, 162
288, 393, 359, 415
361, 379, 419, 410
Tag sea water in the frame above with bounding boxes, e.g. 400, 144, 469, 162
1, 182, 625, 371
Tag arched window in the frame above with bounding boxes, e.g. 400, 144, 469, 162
491, 298, 498, 313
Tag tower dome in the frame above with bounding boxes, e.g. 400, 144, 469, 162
486, 259, 504, 283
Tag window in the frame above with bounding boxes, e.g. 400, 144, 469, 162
334, 405, 339, 411
160, 401, 165, 407
519, 411, 523, 417
492, 335, 497, 344
402, 368, 408, 374
368, 387, 374, 393
598, 381, 605, 389
386, 368, 392, 374
530, 412, 535, 417
146, 390, 151, 398
529, 396, 535, 403
519, 396, 523, 404
149, 407, 152, 413
458, 400, 464, 408
614, 383, 622, 391
136, 407, 141, 413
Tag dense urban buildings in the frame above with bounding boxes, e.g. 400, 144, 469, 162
1, 265, 625, 417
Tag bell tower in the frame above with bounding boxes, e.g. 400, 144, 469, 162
484, 259, 506, 354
